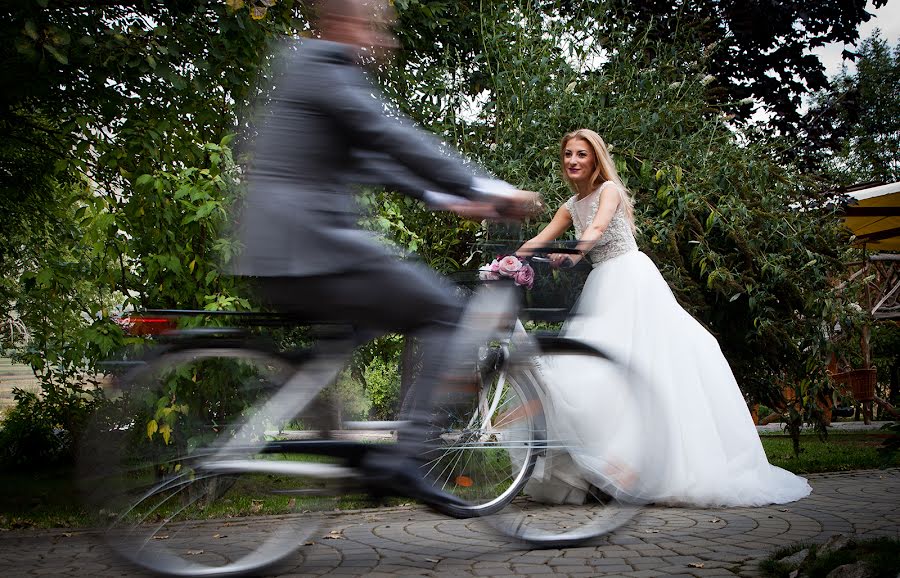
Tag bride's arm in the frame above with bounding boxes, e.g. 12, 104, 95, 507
574, 187, 621, 255
516, 204, 572, 256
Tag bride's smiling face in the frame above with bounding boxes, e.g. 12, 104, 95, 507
563, 138, 596, 188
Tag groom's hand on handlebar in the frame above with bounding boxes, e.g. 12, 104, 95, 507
494, 190, 542, 220
450, 190, 542, 221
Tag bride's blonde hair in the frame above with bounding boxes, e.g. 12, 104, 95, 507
560, 129, 635, 231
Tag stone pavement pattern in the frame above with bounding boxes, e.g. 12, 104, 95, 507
2, 469, 897, 577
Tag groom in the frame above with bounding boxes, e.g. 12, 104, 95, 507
234, 0, 538, 504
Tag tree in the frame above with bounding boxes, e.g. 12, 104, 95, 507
380, 1, 852, 450
379, 1, 888, 137
0, 0, 304, 465
0, 0, 862, 462
589, 0, 888, 135
797, 32, 900, 186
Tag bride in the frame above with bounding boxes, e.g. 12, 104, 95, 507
516, 129, 811, 507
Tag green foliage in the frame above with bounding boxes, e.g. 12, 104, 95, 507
2, 0, 871, 464
600, 0, 887, 135
0, 390, 64, 469
322, 370, 372, 423
363, 356, 402, 421
1, 1, 295, 464
375, 2, 850, 441
760, 537, 900, 578
0, 385, 100, 470
878, 422, 900, 465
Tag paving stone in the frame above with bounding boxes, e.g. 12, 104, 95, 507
511, 563, 556, 573
628, 557, 667, 569
592, 557, 631, 567
0, 469, 897, 577
548, 557, 588, 566
588, 564, 634, 573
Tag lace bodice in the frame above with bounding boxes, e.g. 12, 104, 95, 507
564, 181, 637, 266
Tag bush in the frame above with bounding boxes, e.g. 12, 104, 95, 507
365, 358, 401, 421
321, 370, 372, 424
0, 389, 68, 470
0, 380, 101, 471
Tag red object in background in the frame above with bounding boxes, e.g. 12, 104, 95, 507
115, 315, 177, 336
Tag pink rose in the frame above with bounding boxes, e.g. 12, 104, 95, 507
514, 264, 535, 289
478, 264, 500, 281
489, 259, 501, 272
498, 255, 523, 277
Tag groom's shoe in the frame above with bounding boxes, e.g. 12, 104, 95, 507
361, 454, 470, 510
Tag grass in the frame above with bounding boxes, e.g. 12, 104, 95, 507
759, 431, 899, 474
0, 467, 93, 529
759, 537, 900, 577
0, 453, 411, 531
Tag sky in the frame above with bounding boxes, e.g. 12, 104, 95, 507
813, 0, 900, 78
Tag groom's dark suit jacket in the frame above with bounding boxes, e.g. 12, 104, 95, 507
234, 39, 489, 278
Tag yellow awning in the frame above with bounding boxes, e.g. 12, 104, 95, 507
843, 182, 900, 252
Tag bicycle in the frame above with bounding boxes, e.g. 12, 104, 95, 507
78, 246, 654, 577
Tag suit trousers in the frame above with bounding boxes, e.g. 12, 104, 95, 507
253, 258, 465, 449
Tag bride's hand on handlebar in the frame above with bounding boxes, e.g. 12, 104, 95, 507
549, 253, 578, 269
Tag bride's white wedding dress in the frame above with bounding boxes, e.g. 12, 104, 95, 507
524, 181, 811, 507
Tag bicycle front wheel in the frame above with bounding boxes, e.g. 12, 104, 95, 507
79, 346, 345, 577
419, 349, 544, 518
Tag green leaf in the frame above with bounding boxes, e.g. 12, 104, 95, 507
159, 424, 172, 445
36, 269, 53, 286
640, 160, 652, 179
24, 20, 38, 40
195, 201, 218, 220
147, 419, 159, 440
44, 44, 68, 65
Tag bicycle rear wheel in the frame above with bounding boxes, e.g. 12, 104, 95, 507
79, 346, 351, 577
483, 337, 654, 547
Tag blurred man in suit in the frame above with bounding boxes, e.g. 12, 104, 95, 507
234, 0, 538, 505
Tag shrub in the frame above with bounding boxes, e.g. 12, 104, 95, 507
0, 389, 68, 470
0, 380, 102, 471
365, 358, 401, 421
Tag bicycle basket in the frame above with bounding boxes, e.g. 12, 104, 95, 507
451, 243, 590, 323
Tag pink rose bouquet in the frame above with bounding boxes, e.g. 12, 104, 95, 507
478, 255, 535, 289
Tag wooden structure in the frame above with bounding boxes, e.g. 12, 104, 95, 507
842, 181, 900, 253
835, 182, 900, 423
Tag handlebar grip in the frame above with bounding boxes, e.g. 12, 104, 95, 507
528, 247, 581, 255
529, 256, 576, 268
